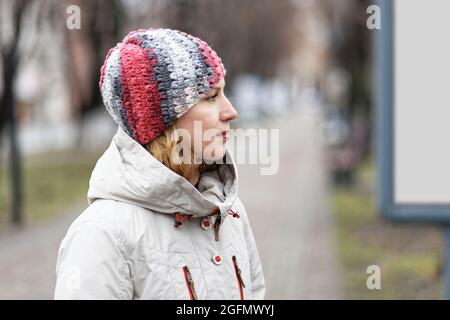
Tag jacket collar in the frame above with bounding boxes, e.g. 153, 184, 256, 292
87, 126, 239, 222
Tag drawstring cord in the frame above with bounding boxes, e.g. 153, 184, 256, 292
174, 208, 240, 229
228, 209, 240, 218
174, 213, 192, 228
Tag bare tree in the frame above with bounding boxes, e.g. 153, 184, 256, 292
320, 0, 373, 118
0, 0, 54, 225
63, 0, 123, 148
0, 0, 33, 225
148, 0, 298, 85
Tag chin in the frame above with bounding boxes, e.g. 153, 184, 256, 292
202, 143, 227, 163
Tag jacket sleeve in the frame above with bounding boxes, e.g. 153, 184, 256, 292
236, 198, 266, 299
54, 220, 133, 300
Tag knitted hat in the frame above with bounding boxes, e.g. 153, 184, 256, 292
99, 28, 227, 145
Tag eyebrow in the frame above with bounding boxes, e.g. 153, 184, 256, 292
204, 81, 225, 97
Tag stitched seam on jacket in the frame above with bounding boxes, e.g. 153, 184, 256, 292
186, 231, 210, 299
69, 220, 131, 299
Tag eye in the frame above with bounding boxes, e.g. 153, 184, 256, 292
207, 92, 219, 101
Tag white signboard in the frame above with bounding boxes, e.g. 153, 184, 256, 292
394, 0, 450, 205
377, 0, 450, 221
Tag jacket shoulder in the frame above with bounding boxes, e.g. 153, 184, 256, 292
71, 199, 157, 229
67, 199, 172, 251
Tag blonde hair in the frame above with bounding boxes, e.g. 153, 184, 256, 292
144, 124, 217, 182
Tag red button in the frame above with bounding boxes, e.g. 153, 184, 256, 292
212, 253, 222, 265
201, 217, 212, 230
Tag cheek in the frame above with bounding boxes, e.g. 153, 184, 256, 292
197, 116, 221, 142
177, 104, 222, 154
201, 137, 227, 161
199, 111, 219, 130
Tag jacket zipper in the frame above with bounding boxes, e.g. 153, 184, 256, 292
182, 266, 198, 300
232, 255, 246, 300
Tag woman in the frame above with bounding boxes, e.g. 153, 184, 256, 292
54, 28, 266, 300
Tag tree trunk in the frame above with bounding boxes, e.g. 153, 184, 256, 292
2, 49, 22, 226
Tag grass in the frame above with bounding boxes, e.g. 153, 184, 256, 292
332, 159, 443, 299
0, 148, 103, 227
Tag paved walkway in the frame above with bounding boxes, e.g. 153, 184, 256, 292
235, 102, 342, 299
0, 204, 83, 299
0, 100, 341, 299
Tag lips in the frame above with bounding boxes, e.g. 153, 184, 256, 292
221, 130, 229, 142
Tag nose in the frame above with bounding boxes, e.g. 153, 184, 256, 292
221, 96, 238, 122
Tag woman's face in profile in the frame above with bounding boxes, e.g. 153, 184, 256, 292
175, 77, 238, 163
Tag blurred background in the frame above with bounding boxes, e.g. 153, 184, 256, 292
0, 0, 442, 299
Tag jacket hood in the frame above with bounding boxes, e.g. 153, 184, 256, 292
87, 126, 239, 222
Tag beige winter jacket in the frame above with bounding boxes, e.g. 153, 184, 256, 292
54, 126, 266, 300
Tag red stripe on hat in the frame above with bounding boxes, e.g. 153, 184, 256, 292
120, 43, 165, 144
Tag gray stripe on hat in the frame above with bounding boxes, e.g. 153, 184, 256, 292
137, 31, 178, 128
101, 47, 133, 136
169, 30, 212, 113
